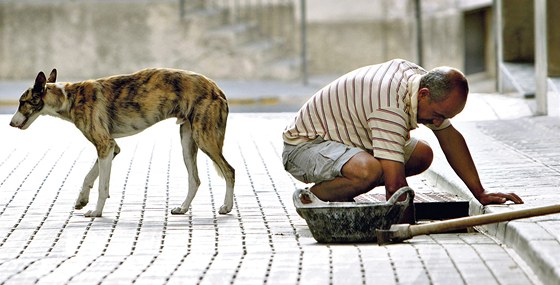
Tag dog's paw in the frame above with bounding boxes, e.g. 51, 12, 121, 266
170, 207, 187, 215
74, 200, 89, 210
218, 204, 232, 215
75, 193, 89, 210
84, 210, 102, 218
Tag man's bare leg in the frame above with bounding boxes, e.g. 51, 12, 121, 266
386, 140, 434, 199
310, 141, 434, 202
310, 152, 382, 202
404, 140, 434, 177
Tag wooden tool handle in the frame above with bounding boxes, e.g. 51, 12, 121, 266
410, 204, 560, 237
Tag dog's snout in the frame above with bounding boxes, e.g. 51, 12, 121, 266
9, 112, 27, 129
9, 120, 20, 129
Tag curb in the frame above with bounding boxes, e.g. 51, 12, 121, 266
423, 166, 560, 285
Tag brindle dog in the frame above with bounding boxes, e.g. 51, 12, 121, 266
10, 68, 235, 217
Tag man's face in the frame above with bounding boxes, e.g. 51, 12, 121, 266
417, 88, 466, 127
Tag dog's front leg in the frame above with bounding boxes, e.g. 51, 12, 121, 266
75, 144, 120, 211
84, 140, 116, 217
74, 160, 99, 210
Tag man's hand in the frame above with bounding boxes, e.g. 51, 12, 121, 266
476, 191, 524, 205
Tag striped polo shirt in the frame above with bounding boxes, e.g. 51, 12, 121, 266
283, 59, 450, 163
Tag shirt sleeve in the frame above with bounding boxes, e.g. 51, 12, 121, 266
367, 108, 409, 163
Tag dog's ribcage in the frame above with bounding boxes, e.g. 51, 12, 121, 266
60, 68, 226, 139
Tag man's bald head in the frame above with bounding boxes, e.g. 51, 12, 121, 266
420, 67, 469, 102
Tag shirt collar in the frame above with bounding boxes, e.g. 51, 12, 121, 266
407, 74, 422, 129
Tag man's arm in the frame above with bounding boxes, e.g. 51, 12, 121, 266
379, 159, 414, 223
433, 125, 523, 204
379, 159, 408, 198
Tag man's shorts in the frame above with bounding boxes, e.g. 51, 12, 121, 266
282, 137, 419, 184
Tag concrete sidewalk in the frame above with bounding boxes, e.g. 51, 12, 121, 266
0, 113, 543, 285
415, 116, 560, 285
2, 76, 558, 284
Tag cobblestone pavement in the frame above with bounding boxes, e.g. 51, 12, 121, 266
416, 116, 560, 285
0, 114, 540, 284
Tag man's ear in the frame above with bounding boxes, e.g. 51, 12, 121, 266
47, 69, 57, 83
418, 87, 430, 100
33, 71, 47, 93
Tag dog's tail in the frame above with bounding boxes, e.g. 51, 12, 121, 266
213, 161, 225, 179
212, 87, 231, 180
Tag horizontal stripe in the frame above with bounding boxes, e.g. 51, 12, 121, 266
373, 147, 404, 155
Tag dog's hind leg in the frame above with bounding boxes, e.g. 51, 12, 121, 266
171, 122, 201, 215
192, 110, 235, 214
207, 151, 235, 214
75, 144, 120, 211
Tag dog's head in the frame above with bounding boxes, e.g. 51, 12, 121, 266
10, 69, 57, 130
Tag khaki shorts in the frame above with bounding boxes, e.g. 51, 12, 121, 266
282, 137, 419, 184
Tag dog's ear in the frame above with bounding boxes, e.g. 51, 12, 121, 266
33, 71, 47, 94
47, 69, 57, 83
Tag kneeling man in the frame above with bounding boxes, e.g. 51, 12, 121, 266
282, 59, 523, 206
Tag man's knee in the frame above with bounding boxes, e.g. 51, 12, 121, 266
342, 152, 383, 190
416, 140, 434, 168
406, 140, 433, 176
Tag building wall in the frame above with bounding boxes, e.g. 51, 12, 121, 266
421, 1, 464, 70
548, 0, 560, 76
500, 0, 534, 62
0, 0, 488, 80
304, 0, 483, 74
0, 1, 191, 80
302, 0, 416, 74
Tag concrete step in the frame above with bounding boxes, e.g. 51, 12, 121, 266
182, 4, 300, 81
205, 22, 259, 48
240, 39, 289, 63
183, 8, 228, 30
263, 57, 303, 80
181, 0, 205, 13
500, 62, 536, 98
